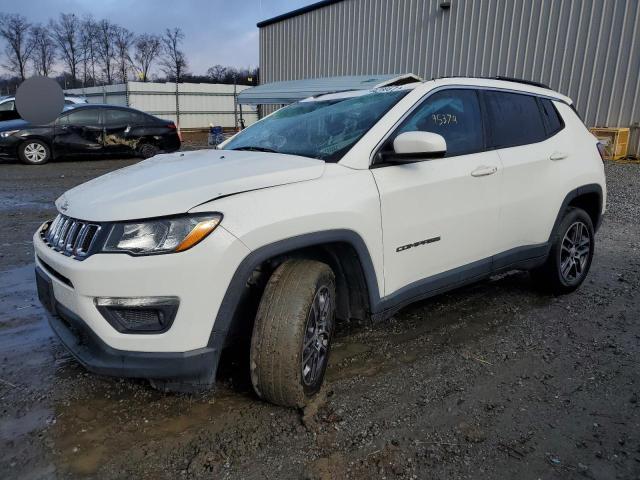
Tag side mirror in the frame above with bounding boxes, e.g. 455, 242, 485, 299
384, 131, 447, 163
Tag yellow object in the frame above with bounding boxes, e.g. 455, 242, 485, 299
589, 127, 630, 161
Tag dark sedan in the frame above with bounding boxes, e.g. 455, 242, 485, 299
0, 104, 181, 165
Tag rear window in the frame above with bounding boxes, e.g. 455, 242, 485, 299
485, 91, 546, 148
539, 98, 564, 136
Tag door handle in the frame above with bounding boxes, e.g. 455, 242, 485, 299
550, 151, 569, 161
471, 165, 498, 177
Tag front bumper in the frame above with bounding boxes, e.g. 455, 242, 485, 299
0, 139, 18, 159
33, 221, 251, 385
42, 278, 218, 383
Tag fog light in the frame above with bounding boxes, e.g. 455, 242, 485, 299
95, 297, 179, 333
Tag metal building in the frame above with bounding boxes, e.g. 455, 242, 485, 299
257, 0, 640, 155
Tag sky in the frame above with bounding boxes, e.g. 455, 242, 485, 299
0, 0, 314, 75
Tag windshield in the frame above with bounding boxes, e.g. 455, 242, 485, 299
224, 88, 410, 162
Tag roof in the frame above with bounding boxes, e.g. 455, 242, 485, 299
257, 0, 345, 28
431, 77, 573, 104
237, 73, 422, 105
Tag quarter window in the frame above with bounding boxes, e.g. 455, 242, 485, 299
484, 91, 546, 148
539, 98, 564, 136
393, 89, 484, 157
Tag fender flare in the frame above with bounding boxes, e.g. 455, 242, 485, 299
206, 229, 382, 349
548, 183, 603, 240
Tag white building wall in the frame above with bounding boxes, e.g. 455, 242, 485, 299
65, 82, 258, 129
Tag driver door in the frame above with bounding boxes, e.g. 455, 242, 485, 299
371, 88, 503, 297
54, 107, 103, 157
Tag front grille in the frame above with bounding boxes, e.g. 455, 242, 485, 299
41, 214, 101, 260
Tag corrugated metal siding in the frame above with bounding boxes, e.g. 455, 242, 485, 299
65, 82, 258, 129
259, 0, 640, 155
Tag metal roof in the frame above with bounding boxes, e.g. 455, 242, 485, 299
237, 73, 422, 105
257, 0, 345, 28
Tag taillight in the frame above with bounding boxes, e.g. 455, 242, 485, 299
167, 123, 176, 130
596, 142, 606, 163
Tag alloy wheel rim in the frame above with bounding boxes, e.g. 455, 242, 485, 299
560, 221, 590, 283
24, 143, 46, 162
301, 285, 332, 386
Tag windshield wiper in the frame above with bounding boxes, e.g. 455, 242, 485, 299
230, 146, 278, 153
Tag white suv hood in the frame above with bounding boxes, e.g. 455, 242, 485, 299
56, 150, 325, 221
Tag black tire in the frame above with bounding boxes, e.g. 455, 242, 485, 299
138, 142, 159, 159
532, 207, 595, 294
250, 259, 336, 408
18, 139, 51, 165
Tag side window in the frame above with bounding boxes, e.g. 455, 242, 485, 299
393, 89, 484, 157
0, 100, 15, 111
104, 109, 149, 126
66, 109, 101, 126
484, 91, 546, 148
539, 98, 564, 136
104, 109, 136, 126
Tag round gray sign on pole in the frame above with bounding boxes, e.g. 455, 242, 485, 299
15, 77, 65, 125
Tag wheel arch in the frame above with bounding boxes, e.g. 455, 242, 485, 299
207, 230, 381, 351
550, 184, 603, 239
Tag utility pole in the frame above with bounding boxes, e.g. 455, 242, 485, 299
233, 74, 238, 131
175, 76, 180, 133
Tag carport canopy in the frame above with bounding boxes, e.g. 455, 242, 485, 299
237, 73, 422, 105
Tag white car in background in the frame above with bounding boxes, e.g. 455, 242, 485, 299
33, 77, 606, 408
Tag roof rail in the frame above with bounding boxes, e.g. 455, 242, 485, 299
492, 76, 550, 89
433, 75, 550, 89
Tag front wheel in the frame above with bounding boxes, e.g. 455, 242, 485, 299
18, 139, 51, 165
532, 207, 595, 294
250, 259, 335, 408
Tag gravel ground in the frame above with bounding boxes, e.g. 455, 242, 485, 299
0, 152, 639, 480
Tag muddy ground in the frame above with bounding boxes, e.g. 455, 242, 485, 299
0, 147, 639, 479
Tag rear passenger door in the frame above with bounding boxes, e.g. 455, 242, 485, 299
372, 88, 503, 297
483, 91, 567, 256
103, 108, 145, 156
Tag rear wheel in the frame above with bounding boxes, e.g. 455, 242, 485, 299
138, 142, 159, 159
250, 259, 335, 408
18, 139, 51, 165
532, 207, 594, 294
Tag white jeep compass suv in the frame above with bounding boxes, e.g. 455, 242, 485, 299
34, 77, 606, 407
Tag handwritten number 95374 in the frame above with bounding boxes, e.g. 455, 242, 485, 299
432, 113, 457, 126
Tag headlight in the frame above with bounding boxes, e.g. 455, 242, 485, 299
0, 130, 19, 138
102, 213, 222, 255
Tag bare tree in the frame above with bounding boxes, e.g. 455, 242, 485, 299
133, 33, 161, 82
113, 25, 133, 83
79, 16, 98, 86
206, 64, 227, 83
95, 19, 115, 84
30, 24, 56, 77
50, 13, 81, 87
159, 27, 187, 81
0, 13, 35, 81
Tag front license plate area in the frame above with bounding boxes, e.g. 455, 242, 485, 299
35, 267, 55, 314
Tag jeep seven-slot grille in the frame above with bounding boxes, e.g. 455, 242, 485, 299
41, 214, 101, 260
